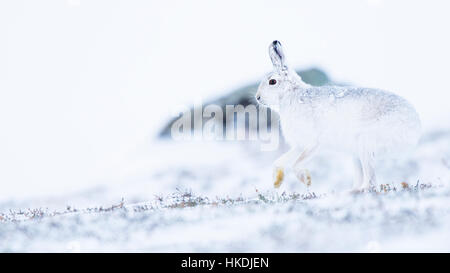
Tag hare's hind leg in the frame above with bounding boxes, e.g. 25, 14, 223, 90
354, 134, 376, 192
359, 152, 376, 191
352, 157, 364, 190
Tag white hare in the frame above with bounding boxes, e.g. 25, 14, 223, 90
255, 41, 421, 192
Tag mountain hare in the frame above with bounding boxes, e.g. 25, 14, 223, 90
256, 41, 421, 192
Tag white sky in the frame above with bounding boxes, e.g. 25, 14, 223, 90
0, 0, 449, 199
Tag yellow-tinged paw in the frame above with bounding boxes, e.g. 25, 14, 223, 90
273, 167, 284, 188
297, 169, 312, 187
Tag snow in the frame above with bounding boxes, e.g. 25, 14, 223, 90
3, 183, 450, 252
1, 131, 450, 252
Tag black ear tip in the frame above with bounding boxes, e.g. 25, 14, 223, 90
272, 40, 280, 46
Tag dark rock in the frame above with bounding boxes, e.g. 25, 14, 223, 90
158, 68, 333, 138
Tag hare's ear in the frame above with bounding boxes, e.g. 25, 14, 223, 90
269, 40, 287, 72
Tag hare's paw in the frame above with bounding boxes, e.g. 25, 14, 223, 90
359, 185, 376, 193
296, 169, 312, 187
346, 188, 364, 195
273, 167, 284, 188
346, 185, 375, 195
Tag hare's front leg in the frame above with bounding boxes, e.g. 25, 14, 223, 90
272, 146, 303, 188
352, 157, 364, 191
292, 145, 318, 188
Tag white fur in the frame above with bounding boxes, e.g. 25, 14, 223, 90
256, 41, 421, 191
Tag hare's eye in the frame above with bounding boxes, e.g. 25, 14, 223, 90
269, 79, 277, 85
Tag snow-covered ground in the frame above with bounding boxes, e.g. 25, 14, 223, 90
1, 129, 449, 252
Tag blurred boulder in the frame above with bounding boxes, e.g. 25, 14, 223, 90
158, 68, 333, 139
